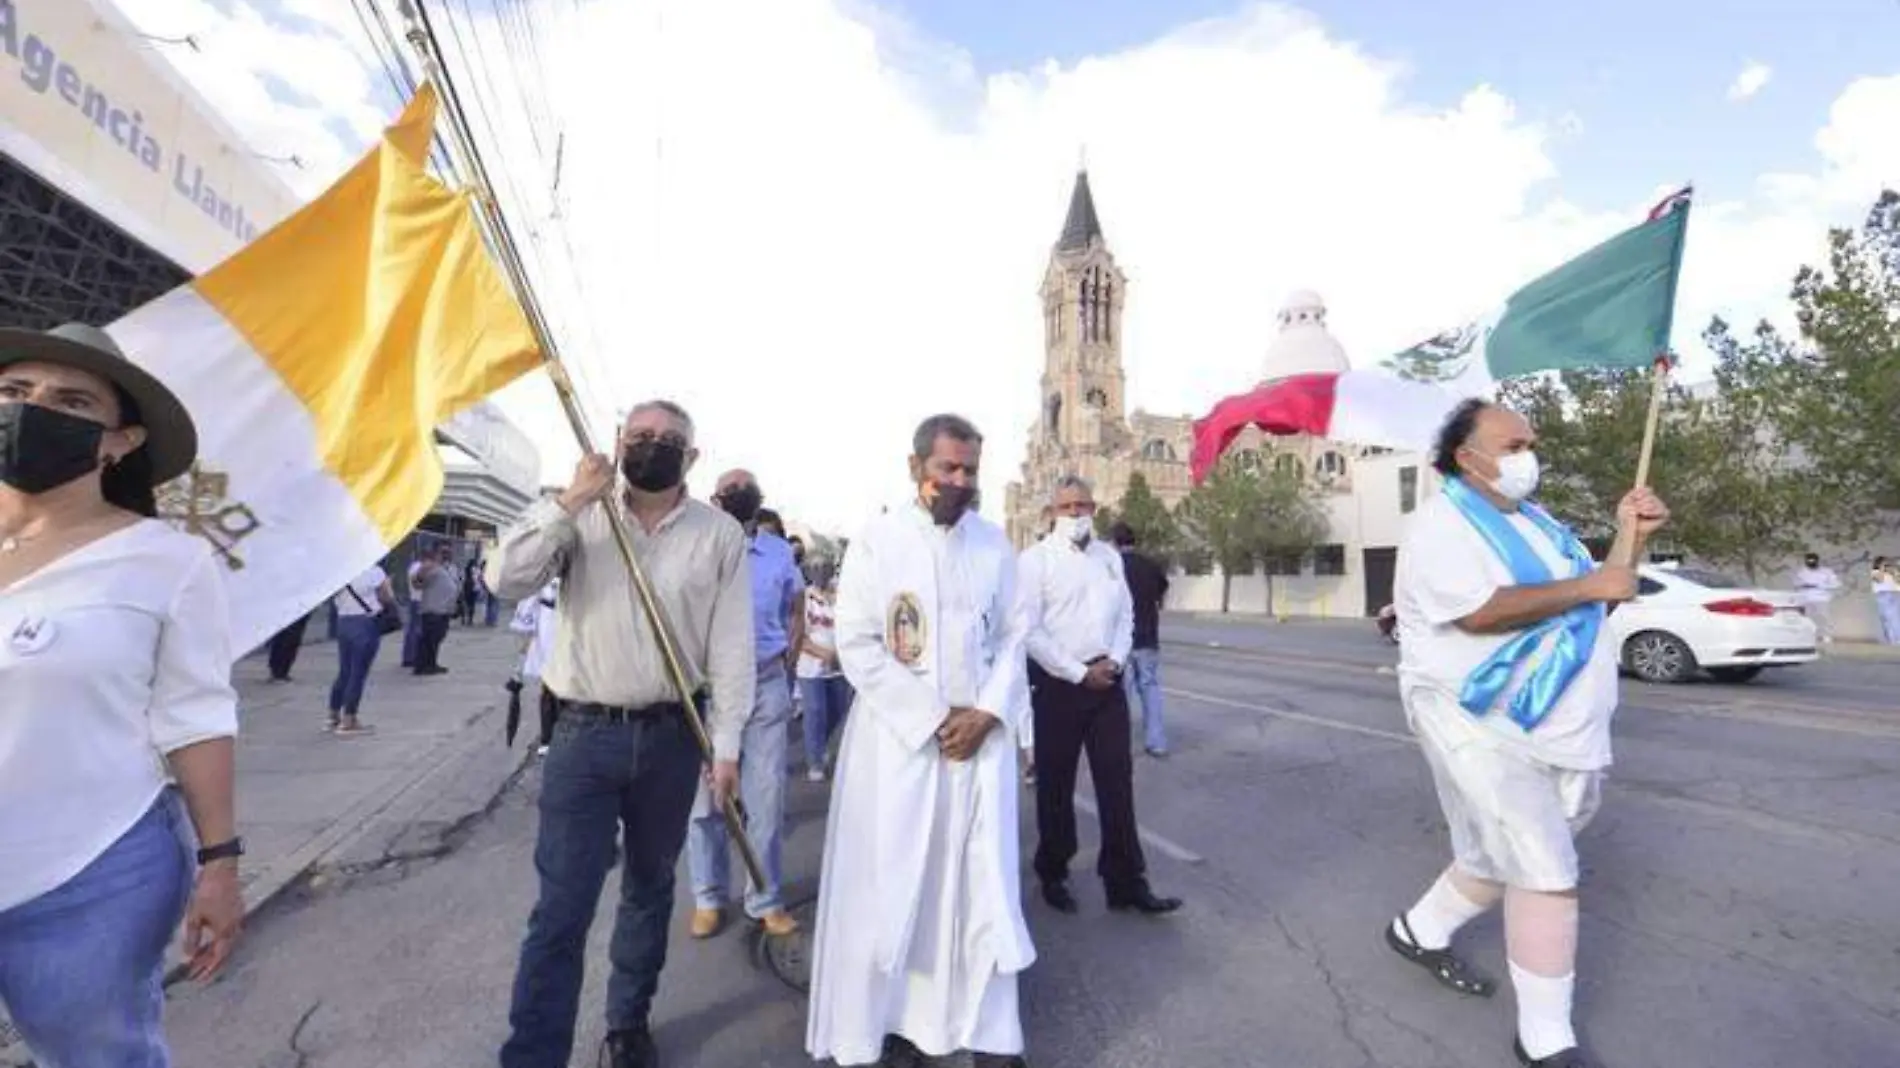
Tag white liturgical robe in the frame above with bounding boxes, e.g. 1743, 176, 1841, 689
806, 502, 1036, 1065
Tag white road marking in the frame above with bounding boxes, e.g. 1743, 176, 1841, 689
1074, 793, 1205, 864
1165, 686, 1413, 744
1165, 686, 1900, 850
1171, 644, 1900, 739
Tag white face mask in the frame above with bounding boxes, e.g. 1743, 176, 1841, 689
1487, 450, 1541, 501
1058, 515, 1093, 544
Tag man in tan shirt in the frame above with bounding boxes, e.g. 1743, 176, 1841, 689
488, 399, 754, 1068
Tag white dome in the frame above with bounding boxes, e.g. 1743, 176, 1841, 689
1261, 290, 1349, 380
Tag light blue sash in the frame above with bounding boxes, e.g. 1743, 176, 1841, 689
1442, 476, 1603, 732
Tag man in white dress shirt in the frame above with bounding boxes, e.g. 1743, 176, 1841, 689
1017, 474, 1182, 917
806, 414, 1033, 1068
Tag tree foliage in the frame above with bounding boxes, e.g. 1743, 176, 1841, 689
1106, 472, 1181, 560
1175, 455, 1330, 611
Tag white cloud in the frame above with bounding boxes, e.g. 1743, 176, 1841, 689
103, 2, 1900, 539
1727, 60, 1773, 102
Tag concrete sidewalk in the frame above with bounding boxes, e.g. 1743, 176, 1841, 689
2, 623, 534, 1065
168, 623, 537, 976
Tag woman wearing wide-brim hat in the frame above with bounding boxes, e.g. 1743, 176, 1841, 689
0, 322, 244, 1065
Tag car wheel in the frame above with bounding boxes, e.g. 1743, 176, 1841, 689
1708, 666, 1764, 684
1624, 631, 1697, 684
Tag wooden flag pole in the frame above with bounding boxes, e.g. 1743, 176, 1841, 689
1632, 354, 1670, 489
395, 6, 777, 912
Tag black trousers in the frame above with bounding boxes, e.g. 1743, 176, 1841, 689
1029, 662, 1147, 894
416, 612, 452, 672
266, 614, 310, 680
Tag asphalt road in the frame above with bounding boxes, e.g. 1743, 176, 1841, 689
162, 617, 1900, 1068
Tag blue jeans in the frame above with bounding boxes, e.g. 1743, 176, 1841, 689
328, 615, 383, 720
1877, 591, 1900, 645
799, 674, 853, 769
1123, 647, 1168, 753
0, 792, 193, 1068
501, 709, 702, 1067
687, 660, 791, 917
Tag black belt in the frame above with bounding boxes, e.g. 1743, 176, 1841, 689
559, 691, 708, 724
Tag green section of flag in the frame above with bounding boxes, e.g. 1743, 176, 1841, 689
1483, 200, 1689, 378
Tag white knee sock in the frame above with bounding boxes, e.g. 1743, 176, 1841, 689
1397, 871, 1492, 950
1509, 962, 1577, 1059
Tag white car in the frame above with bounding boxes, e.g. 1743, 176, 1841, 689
1609, 564, 1819, 684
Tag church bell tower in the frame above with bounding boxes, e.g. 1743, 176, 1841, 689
1038, 169, 1128, 451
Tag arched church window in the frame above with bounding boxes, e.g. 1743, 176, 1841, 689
1236, 449, 1264, 473
1045, 394, 1062, 435
1315, 450, 1348, 484
1085, 387, 1108, 408
1142, 439, 1175, 462
1101, 280, 1112, 344
1272, 453, 1303, 479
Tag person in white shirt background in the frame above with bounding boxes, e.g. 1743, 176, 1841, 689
329, 564, 399, 735
796, 554, 853, 782
1383, 399, 1666, 1068
1871, 556, 1900, 645
508, 578, 563, 753
1017, 474, 1182, 918
1792, 552, 1841, 643
0, 324, 244, 1067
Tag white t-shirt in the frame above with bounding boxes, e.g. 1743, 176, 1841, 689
0, 520, 239, 912
1793, 566, 1840, 605
332, 565, 389, 617
1874, 568, 1900, 595
1395, 492, 1620, 771
796, 587, 840, 679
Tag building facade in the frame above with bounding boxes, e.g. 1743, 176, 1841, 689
1004, 170, 1435, 619
1003, 171, 1196, 546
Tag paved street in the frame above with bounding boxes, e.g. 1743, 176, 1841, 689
154, 616, 1900, 1068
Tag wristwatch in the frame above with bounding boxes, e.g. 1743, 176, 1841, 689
196, 837, 245, 865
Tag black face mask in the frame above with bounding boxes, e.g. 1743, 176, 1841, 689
718, 483, 763, 524
923, 480, 976, 528
0, 401, 105, 495
621, 439, 687, 493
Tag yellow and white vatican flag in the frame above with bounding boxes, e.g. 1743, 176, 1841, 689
105, 85, 543, 653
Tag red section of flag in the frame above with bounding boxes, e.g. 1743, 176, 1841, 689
1646, 185, 1693, 221
1188, 373, 1339, 484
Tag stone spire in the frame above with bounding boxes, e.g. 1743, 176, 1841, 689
1056, 169, 1104, 251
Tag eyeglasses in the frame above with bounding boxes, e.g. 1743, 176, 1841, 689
625, 431, 689, 450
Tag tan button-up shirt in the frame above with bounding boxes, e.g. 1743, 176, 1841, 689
486, 496, 755, 761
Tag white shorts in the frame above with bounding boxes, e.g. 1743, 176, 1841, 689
1411, 695, 1602, 892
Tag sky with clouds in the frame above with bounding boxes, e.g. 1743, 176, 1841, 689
102, 0, 1900, 537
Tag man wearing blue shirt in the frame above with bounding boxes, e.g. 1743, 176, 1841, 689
687, 470, 804, 939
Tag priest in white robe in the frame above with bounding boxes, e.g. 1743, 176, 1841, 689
807, 414, 1035, 1068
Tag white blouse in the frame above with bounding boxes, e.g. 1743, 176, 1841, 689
0, 520, 239, 912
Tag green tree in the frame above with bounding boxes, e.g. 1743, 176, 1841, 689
1767, 190, 1900, 513
1176, 456, 1329, 612
1253, 464, 1331, 612
1110, 472, 1181, 561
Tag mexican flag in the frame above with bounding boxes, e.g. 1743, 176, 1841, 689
1189, 187, 1693, 483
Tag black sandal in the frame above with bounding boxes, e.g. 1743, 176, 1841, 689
1514, 1037, 1589, 1067
1383, 915, 1497, 997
